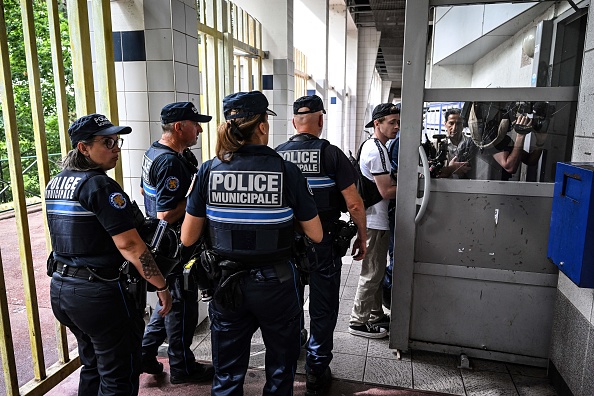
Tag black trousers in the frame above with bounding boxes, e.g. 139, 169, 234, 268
50, 272, 144, 396
210, 262, 301, 396
141, 272, 200, 377
304, 233, 341, 376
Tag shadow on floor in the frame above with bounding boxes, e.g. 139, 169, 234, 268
46, 357, 452, 396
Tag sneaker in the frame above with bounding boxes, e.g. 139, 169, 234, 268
348, 322, 388, 339
372, 314, 390, 331
301, 328, 309, 348
170, 363, 215, 384
141, 358, 164, 375
305, 367, 332, 395
200, 289, 213, 302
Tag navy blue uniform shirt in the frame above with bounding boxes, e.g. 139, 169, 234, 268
142, 142, 195, 215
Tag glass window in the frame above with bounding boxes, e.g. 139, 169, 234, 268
422, 100, 576, 182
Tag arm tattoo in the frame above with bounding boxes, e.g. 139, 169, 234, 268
139, 249, 163, 279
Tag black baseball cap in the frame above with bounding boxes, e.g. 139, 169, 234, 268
293, 95, 326, 114
365, 103, 401, 128
68, 113, 132, 145
161, 102, 212, 124
223, 91, 277, 120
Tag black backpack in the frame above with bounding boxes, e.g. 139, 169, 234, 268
348, 140, 383, 209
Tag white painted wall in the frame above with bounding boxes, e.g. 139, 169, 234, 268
428, 3, 557, 88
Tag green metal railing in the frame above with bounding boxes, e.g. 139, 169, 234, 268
0, 154, 62, 209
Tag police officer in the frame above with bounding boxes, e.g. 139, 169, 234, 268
275, 95, 367, 395
140, 102, 215, 383
46, 114, 172, 395
180, 91, 323, 395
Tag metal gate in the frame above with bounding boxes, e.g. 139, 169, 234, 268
0, 0, 121, 394
391, 0, 582, 367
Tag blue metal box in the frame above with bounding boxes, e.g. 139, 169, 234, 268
548, 162, 594, 287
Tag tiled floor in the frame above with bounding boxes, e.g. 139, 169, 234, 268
186, 255, 558, 396
4, 208, 558, 395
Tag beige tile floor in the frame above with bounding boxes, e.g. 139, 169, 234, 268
188, 256, 558, 395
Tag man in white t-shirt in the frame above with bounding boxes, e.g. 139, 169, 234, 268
349, 103, 399, 338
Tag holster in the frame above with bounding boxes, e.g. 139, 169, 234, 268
200, 249, 222, 282
214, 260, 248, 311
180, 240, 209, 292
183, 254, 212, 292
293, 234, 316, 272
121, 262, 147, 312
332, 220, 358, 258
47, 253, 58, 277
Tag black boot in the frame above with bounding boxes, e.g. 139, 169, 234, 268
305, 367, 332, 395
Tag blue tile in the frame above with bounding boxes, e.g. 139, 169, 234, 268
113, 32, 122, 62
307, 89, 315, 96
122, 30, 146, 62
262, 75, 273, 90
331, 96, 337, 104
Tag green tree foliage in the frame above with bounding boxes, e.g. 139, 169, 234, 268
0, 0, 75, 201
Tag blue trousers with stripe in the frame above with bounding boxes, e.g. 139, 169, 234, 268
141, 272, 200, 377
50, 272, 144, 396
209, 262, 301, 396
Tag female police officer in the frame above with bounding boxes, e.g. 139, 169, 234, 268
45, 114, 172, 395
180, 91, 323, 395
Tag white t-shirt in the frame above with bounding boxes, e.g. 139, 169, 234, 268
360, 138, 390, 230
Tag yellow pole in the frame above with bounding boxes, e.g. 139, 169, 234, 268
0, 0, 45, 384
67, 0, 95, 116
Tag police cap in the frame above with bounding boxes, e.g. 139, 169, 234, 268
223, 91, 277, 120
68, 114, 132, 145
161, 102, 212, 124
365, 103, 401, 128
293, 95, 326, 115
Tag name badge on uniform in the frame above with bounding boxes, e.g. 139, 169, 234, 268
209, 171, 283, 207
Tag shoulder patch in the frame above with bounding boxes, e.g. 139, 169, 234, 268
165, 176, 180, 191
109, 192, 127, 209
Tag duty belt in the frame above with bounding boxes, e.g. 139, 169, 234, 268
55, 262, 120, 281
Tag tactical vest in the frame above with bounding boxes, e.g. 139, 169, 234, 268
142, 144, 197, 218
45, 169, 123, 266
276, 134, 345, 221
205, 152, 294, 264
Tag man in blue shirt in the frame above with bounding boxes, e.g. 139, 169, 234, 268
140, 102, 214, 384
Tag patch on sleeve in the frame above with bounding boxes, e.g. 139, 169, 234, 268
109, 192, 127, 209
165, 176, 180, 191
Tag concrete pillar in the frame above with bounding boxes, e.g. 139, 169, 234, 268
106, 0, 204, 209
381, 80, 392, 103
233, 0, 294, 148
345, 21, 358, 153
355, 27, 381, 148
294, 0, 329, 136
327, 3, 347, 150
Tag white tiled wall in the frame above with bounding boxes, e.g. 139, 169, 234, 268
145, 29, 174, 61
111, 0, 205, 203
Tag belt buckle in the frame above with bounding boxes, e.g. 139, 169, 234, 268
59, 264, 68, 276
